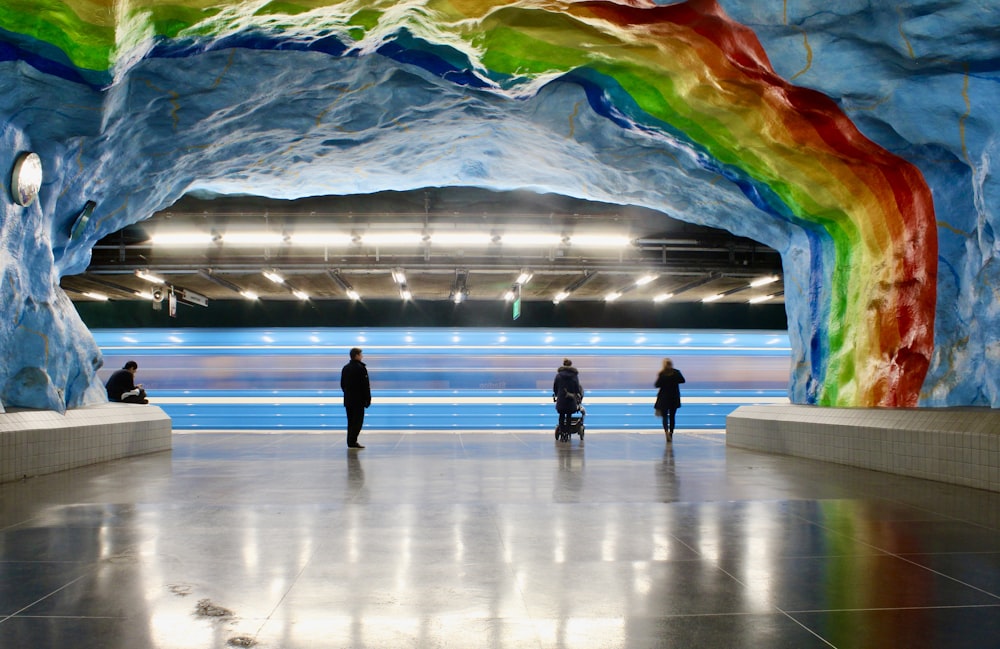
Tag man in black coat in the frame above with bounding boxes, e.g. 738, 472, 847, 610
340, 347, 371, 449
105, 360, 148, 404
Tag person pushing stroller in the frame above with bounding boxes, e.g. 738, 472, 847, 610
553, 359, 585, 441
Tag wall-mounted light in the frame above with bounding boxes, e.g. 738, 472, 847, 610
11, 152, 42, 207
69, 201, 96, 241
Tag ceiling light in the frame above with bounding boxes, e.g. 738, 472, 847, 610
292, 290, 310, 301
288, 233, 353, 246
392, 269, 407, 284
501, 233, 562, 247
135, 270, 165, 284
400, 289, 412, 301
453, 292, 465, 304
150, 233, 215, 246
750, 275, 779, 287
605, 291, 622, 302
553, 291, 570, 304
653, 292, 674, 303
240, 290, 258, 300
362, 232, 423, 246
346, 289, 360, 301
702, 294, 723, 303
565, 234, 632, 249
220, 232, 285, 246
263, 270, 285, 284
503, 289, 516, 302
430, 232, 493, 246
749, 294, 774, 304
635, 274, 657, 286
515, 271, 533, 285
83, 292, 108, 301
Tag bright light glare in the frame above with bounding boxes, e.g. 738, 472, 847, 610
604, 292, 622, 302
362, 232, 423, 246
83, 292, 108, 301
288, 233, 353, 246
635, 274, 656, 286
241, 290, 259, 300
515, 272, 533, 285
453, 292, 465, 304
750, 275, 779, 287
653, 293, 674, 303
501, 233, 562, 247
429, 232, 493, 246
749, 294, 774, 304
150, 233, 214, 246
553, 291, 570, 304
221, 232, 285, 246
566, 234, 631, 248
400, 289, 412, 301
135, 270, 165, 284
263, 271, 285, 284
392, 270, 407, 284
702, 294, 723, 303
503, 290, 515, 302
346, 289, 361, 301
292, 290, 309, 300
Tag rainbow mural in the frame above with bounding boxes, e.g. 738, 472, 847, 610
0, 0, 937, 408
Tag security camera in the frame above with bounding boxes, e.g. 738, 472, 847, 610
152, 288, 164, 302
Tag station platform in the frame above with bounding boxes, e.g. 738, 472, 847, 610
1, 430, 998, 648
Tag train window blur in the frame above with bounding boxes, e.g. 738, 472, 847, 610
93, 328, 790, 430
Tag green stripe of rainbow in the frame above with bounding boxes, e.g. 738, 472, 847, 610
0, 0, 936, 406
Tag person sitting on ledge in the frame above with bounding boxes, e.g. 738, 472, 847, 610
105, 360, 149, 404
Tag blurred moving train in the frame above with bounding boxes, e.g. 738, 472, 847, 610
93, 328, 791, 431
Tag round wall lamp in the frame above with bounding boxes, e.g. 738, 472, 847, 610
11, 152, 42, 207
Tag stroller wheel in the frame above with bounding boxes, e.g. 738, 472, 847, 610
579, 427, 584, 439
555, 427, 561, 440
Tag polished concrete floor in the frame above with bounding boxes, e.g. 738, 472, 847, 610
2, 430, 1000, 648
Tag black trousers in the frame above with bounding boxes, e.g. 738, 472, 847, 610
559, 411, 573, 431
345, 404, 366, 446
661, 408, 678, 433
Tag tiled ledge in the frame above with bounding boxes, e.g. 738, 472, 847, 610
0, 404, 172, 484
726, 405, 1000, 492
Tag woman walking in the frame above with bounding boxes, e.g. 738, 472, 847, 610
654, 358, 685, 442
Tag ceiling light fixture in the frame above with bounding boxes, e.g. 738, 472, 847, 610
83, 291, 108, 301
702, 294, 723, 303
240, 290, 259, 301
263, 270, 285, 284
135, 269, 165, 284
565, 234, 632, 249
149, 233, 215, 246
653, 292, 674, 303
515, 270, 533, 285
392, 269, 407, 284
635, 274, 657, 286
748, 294, 774, 304
553, 291, 570, 304
292, 290, 310, 301
750, 275, 780, 288
605, 292, 622, 302
218, 232, 285, 246
327, 269, 361, 301
552, 270, 597, 304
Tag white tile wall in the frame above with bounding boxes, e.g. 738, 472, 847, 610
727, 405, 1000, 492
0, 404, 172, 483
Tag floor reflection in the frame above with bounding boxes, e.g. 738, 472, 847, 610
0, 431, 998, 649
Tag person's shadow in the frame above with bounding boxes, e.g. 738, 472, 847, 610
655, 444, 678, 502
553, 441, 585, 502
346, 451, 368, 503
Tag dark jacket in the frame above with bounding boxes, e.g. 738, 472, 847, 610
654, 369, 686, 410
553, 366, 583, 414
341, 359, 371, 408
105, 369, 137, 401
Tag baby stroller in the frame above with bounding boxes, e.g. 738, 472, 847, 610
555, 404, 586, 443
